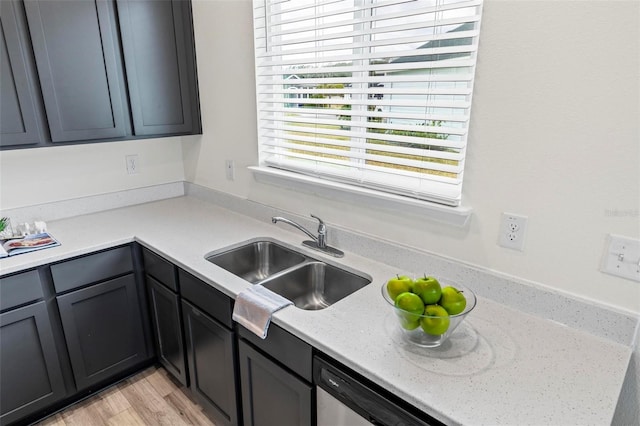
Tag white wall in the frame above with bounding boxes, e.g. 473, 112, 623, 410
0, 138, 185, 209
185, 0, 640, 313
0, 0, 636, 314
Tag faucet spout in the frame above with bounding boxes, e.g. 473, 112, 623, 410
272, 216, 318, 243
272, 214, 343, 257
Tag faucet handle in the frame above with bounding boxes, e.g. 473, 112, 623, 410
310, 214, 325, 233
310, 214, 327, 248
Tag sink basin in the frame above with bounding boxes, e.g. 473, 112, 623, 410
206, 240, 307, 283
260, 262, 371, 311
206, 239, 372, 310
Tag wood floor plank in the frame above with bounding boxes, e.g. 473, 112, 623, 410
118, 378, 167, 426
164, 388, 216, 426
106, 407, 146, 426
122, 373, 188, 426
89, 390, 128, 423
98, 385, 131, 417
34, 366, 215, 426
129, 366, 157, 381
36, 413, 66, 426
59, 398, 108, 426
145, 368, 176, 398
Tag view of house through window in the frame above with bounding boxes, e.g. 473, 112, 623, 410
253, 0, 483, 206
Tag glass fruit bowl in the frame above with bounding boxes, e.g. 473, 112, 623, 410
381, 281, 477, 348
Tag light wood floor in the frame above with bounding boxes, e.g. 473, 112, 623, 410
36, 366, 216, 426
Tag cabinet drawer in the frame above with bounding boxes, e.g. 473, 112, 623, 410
51, 246, 133, 293
142, 248, 178, 291
239, 323, 313, 382
0, 269, 44, 311
179, 269, 233, 329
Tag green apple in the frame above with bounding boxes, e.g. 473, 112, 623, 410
395, 292, 425, 326
399, 317, 421, 330
421, 304, 450, 335
439, 286, 467, 315
386, 275, 412, 301
412, 275, 442, 305
395, 292, 424, 315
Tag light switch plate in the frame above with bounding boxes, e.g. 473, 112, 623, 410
601, 234, 640, 282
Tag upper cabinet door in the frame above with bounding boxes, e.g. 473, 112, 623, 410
117, 0, 194, 135
0, 0, 43, 147
23, 0, 126, 142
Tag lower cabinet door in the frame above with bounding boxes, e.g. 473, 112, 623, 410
0, 302, 66, 425
182, 300, 238, 426
57, 274, 147, 391
238, 339, 313, 426
147, 277, 187, 386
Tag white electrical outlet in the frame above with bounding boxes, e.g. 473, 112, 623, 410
601, 235, 640, 282
225, 160, 235, 181
498, 212, 528, 251
125, 154, 139, 175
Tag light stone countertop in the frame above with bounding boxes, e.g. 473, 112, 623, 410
0, 196, 632, 426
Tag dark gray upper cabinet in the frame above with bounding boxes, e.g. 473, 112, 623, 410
23, 0, 127, 142
117, 0, 195, 135
0, 0, 44, 147
1, 0, 200, 150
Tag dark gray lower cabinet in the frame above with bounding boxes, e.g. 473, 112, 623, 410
147, 276, 187, 386
57, 274, 147, 391
0, 302, 66, 425
182, 300, 238, 426
238, 340, 313, 426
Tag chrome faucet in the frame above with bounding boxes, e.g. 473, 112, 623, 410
272, 214, 344, 258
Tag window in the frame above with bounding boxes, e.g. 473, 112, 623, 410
252, 0, 483, 207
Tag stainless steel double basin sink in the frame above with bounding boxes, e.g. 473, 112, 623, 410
205, 239, 371, 310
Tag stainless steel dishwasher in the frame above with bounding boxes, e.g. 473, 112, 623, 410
313, 354, 445, 426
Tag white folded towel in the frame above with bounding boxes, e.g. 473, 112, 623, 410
232, 285, 293, 339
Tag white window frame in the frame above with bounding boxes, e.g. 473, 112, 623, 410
251, 0, 482, 226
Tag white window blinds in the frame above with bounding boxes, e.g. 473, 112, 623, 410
253, 0, 483, 206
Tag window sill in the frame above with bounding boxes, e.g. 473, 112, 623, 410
248, 166, 472, 227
